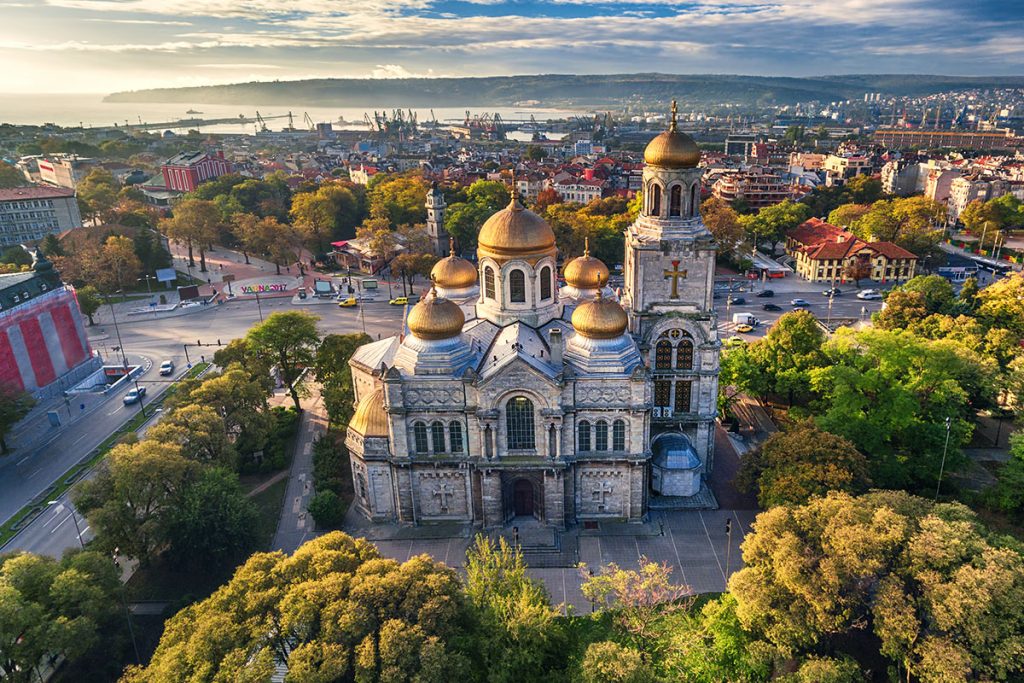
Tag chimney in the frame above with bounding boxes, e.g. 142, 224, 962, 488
549, 328, 563, 368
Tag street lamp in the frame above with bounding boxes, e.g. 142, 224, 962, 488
105, 291, 147, 417
935, 416, 953, 500
112, 547, 142, 664
47, 500, 84, 549
827, 291, 835, 327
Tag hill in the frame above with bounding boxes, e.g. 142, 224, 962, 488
104, 73, 1024, 109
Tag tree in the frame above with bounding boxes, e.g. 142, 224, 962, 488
97, 235, 142, 292
988, 432, 1024, 515
391, 224, 436, 294
873, 290, 929, 330
146, 403, 236, 467
165, 467, 259, 570
234, 214, 299, 274
73, 440, 196, 563
290, 189, 336, 255
76, 169, 118, 224
183, 367, 274, 459
579, 642, 653, 683
366, 172, 429, 226
245, 311, 321, 411
0, 162, 25, 189
731, 492, 1024, 682
316, 333, 372, 426
39, 234, 63, 257
307, 490, 344, 529
958, 276, 979, 311
160, 198, 222, 271
74, 285, 102, 325
738, 421, 870, 508
465, 535, 565, 682
739, 200, 810, 254
975, 271, 1024, 337
125, 533, 471, 682
0, 247, 31, 267
843, 259, 871, 288
443, 180, 510, 250
0, 384, 35, 455
827, 203, 871, 228
850, 197, 945, 266
700, 196, 745, 258
898, 274, 955, 314
356, 216, 399, 264
580, 557, 692, 655
0, 551, 123, 682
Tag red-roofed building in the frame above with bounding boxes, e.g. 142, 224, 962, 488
787, 218, 917, 283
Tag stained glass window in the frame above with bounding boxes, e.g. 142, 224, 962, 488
655, 340, 672, 370
506, 396, 535, 450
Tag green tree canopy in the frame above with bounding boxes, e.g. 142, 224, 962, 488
738, 200, 810, 254
245, 311, 321, 411
0, 384, 35, 455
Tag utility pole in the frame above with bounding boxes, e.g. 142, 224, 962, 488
935, 416, 953, 500
724, 518, 733, 581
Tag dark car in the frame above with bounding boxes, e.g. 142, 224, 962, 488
762, 303, 782, 311
728, 297, 746, 305
756, 289, 775, 298
822, 288, 843, 297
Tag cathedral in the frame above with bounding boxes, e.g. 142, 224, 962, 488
346, 104, 721, 527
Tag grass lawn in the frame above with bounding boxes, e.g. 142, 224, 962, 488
252, 476, 289, 549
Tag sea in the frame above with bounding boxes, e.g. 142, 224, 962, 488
0, 93, 581, 137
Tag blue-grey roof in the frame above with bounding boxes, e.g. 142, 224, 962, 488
652, 433, 700, 470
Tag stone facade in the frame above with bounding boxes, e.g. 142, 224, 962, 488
346, 115, 719, 528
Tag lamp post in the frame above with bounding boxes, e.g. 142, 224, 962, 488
827, 291, 835, 327
254, 289, 264, 322
724, 518, 733, 581
112, 547, 142, 664
935, 416, 953, 500
47, 500, 84, 549
105, 291, 147, 417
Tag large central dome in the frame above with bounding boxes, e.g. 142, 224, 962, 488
477, 195, 556, 262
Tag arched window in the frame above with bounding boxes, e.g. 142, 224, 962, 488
650, 183, 662, 216
655, 340, 672, 370
676, 337, 694, 370
449, 422, 463, 453
413, 421, 428, 453
431, 421, 446, 453
578, 420, 591, 451
540, 266, 552, 300
506, 396, 535, 450
509, 269, 526, 303
595, 421, 608, 451
669, 185, 682, 217
484, 266, 495, 299
613, 419, 626, 451
690, 183, 699, 216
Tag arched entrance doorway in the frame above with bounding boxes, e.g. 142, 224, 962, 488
513, 479, 535, 517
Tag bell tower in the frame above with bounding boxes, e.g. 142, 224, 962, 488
425, 181, 447, 256
622, 100, 720, 473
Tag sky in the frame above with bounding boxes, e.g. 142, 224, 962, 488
2, 0, 1022, 94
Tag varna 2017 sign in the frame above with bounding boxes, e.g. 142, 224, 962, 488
240, 283, 288, 294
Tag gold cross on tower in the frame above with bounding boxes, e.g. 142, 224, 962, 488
663, 260, 687, 299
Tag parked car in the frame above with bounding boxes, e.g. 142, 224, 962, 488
857, 289, 883, 300
123, 386, 147, 405
389, 296, 409, 306
736, 323, 754, 333
724, 336, 747, 348
822, 288, 843, 297
755, 289, 775, 298
158, 360, 174, 376
790, 298, 810, 308
762, 303, 782, 311
728, 296, 746, 305
338, 297, 358, 307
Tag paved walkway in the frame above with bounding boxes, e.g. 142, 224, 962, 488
270, 386, 328, 553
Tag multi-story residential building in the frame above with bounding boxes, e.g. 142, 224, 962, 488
0, 186, 82, 247
711, 167, 795, 209
515, 174, 548, 203
786, 218, 917, 284
881, 159, 924, 196
788, 152, 827, 172
874, 128, 1023, 151
724, 133, 758, 158
947, 175, 1012, 221
37, 155, 96, 189
823, 153, 872, 186
349, 164, 379, 186
553, 177, 606, 204
924, 167, 961, 204
160, 150, 232, 193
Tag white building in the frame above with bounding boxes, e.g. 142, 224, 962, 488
553, 177, 606, 204
0, 186, 82, 247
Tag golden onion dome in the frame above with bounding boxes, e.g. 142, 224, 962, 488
477, 195, 556, 262
571, 280, 628, 340
350, 388, 388, 437
563, 237, 609, 290
407, 286, 465, 340
431, 239, 478, 289
644, 100, 700, 169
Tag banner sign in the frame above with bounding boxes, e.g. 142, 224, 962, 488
240, 283, 288, 294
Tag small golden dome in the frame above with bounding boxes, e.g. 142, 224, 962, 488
350, 388, 388, 437
563, 237, 609, 290
571, 280, 628, 340
644, 100, 700, 169
431, 239, 478, 289
477, 195, 556, 262
407, 287, 465, 340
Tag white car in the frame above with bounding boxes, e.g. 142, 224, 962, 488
159, 360, 175, 376
856, 289, 883, 300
